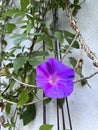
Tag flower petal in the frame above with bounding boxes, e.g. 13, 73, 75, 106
43, 80, 73, 98
36, 58, 75, 98
43, 83, 58, 98
36, 76, 48, 88
57, 69, 74, 81
57, 80, 74, 96
47, 58, 74, 77
36, 61, 53, 78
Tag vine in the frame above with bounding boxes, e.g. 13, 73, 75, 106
0, 0, 98, 130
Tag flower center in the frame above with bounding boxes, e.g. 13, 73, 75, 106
49, 75, 56, 84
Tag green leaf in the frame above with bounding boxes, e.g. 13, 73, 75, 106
5, 23, 16, 33
13, 57, 28, 70
26, 69, 36, 85
26, 23, 34, 34
35, 37, 43, 43
1, 39, 7, 45
69, 57, 77, 68
39, 124, 53, 130
58, 98, 65, 108
50, 21, 55, 31
72, 5, 81, 16
31, 51, 49, 57
4, 123, 11, 128
73, 41, 79, 49
20, 0, 29, 11
20, 104, 36, 125
8, 126, 12, 130
9, 80, 15, 92
43, 36, 53, 48
74, 0, 79, 4
61, 45, 71, 53
6, 51, 15, 58
29, 58, 44, 66
0, 95, 3, 101
10, 116, 14, 124
43, 98, 52, 104
54, 31, 64, 43
66, 38, 79, 49
0, 68, 10, 76
33, 1, 41, 12
81, 79, 87, 86
2, 9, 19, 17
6, 103, 11, 115
11, 34, 27, 45
14, 11, 25, 18
76, 68, 87, 86
64, 30, 79, 49
64, 30, 75, 39
17, 91, 29, 106
0, 52, 5, 63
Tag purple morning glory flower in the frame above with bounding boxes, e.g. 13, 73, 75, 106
36, 58, 74, 99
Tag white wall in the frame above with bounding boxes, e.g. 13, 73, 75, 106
68, 1, 98, 130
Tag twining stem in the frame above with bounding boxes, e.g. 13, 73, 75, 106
3, 96, 48, 106
29, 0, 50, 53
11, 76, 38, 88
74, 70, 98, 83
62, 32, 79, 61
11, 70, 98, 89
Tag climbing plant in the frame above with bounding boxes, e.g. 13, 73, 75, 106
1, 0, 98, 130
